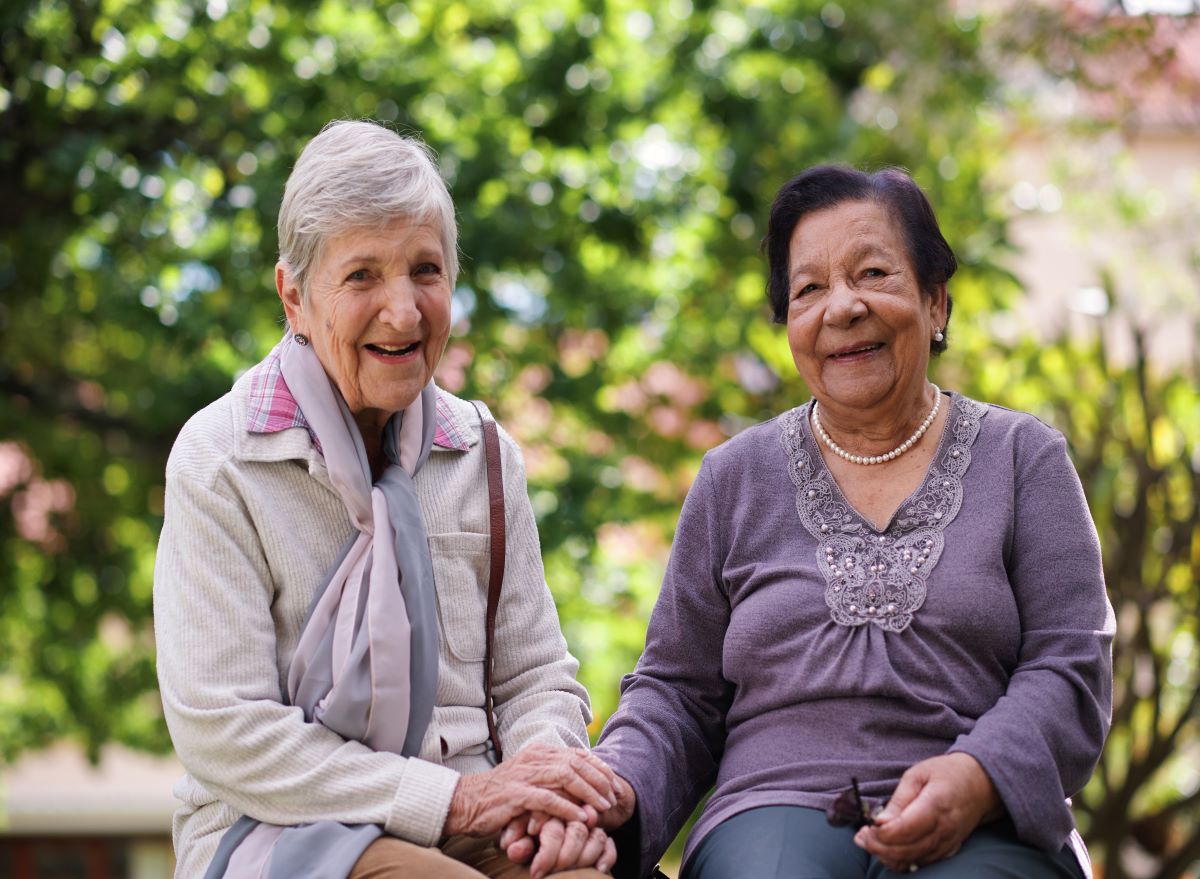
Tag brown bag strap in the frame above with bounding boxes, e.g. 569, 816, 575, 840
470, 401, 505, 763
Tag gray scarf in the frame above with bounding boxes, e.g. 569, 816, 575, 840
205, 334, 440, 878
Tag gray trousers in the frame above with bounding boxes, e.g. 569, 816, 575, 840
683, 806, 1085, 879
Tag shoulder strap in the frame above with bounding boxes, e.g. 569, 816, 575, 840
470, 401, 505, 763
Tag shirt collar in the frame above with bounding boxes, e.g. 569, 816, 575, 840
243, 343, 472, 452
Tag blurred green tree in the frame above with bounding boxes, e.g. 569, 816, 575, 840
1071, 328, 1200, 879
955, 305, 1200, 879
1, 0, 1196, 874
0, 0, 1006, 756
972, 6, 1200, 874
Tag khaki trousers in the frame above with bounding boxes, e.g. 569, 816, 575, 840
348, 835, 608, 879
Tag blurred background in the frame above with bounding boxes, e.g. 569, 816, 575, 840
1, 0, 1198, 876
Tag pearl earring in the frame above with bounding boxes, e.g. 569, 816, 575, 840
933, 328, 944, 343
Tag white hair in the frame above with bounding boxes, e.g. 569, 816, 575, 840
277, 120, 459, 295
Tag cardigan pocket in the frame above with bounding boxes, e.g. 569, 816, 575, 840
428, 531, 490, 662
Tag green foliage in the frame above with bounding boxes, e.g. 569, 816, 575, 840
1, 0, 1008, 757
973, 326, 1200, 879
2, 0, 1196, 873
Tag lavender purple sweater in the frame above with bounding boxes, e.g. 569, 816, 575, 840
594, 392, 1114, 877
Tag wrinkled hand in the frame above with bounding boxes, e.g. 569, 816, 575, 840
596, 773, 636, 830
499, 772, 635, 876
501, 813, 616, 878
443, 745, 618, 839
854, 753, 1001, 872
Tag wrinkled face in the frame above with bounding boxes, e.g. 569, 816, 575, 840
277, 217, 452, 434
785, 200, 946, 415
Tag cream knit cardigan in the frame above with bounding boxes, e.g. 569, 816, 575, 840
154, 375, 591, 878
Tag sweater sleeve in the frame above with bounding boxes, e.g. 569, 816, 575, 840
490, 426, 592, 755
154, 458, 459, 848
593, 458, 734, 879
949, 426, 1114, 852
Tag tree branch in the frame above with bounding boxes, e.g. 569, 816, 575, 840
1158, 826, 1200, 879
0, 372, 176, 453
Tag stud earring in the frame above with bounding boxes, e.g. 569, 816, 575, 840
933, 328, 944, 343
294, 333, 310, 346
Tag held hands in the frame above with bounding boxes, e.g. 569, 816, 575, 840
442, 745, 618, 839
498, 771, 636, 878
853, 752, 1002, 872
501, 812, 616, 878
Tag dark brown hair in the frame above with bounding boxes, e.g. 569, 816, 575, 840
762, 165, 956, 354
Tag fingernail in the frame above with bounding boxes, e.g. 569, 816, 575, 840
877, 808, 895, 822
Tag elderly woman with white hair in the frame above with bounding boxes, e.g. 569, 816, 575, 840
154, 120, 618, 879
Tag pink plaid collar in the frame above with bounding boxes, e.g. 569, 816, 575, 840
244, 345, 472, 452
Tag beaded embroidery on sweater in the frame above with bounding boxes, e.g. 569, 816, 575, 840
779, 393, 988, 632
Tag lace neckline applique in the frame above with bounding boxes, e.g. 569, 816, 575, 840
778, 393, 989, 632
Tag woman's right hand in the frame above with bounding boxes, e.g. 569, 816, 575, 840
597, 773, 636, 830
442, 745, 618, 838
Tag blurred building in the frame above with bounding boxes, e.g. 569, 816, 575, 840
998, 5, 1200, 370
0, 743, 178, 879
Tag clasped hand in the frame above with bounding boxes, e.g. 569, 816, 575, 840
442, 745, 634, 877
851, 752, 1001, 872
495, 761, 635, 878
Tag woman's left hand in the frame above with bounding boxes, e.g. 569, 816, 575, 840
442, 745, 616, 839
853, 752, 1001, 872
500, 812, 616, 878
498, 767, 632, 875
529, 815, 616, 878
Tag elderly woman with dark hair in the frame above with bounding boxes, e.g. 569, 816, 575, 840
154, 120, 619, 879
521, 166, 1113, 879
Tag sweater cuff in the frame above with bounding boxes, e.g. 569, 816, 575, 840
948, 741, 1069, 852
384, 758, 461, 846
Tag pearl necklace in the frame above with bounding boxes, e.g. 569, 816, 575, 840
812, 385, 941, 466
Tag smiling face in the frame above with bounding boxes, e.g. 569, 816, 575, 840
785, 199, 946, 420
277, 217, 452, 437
